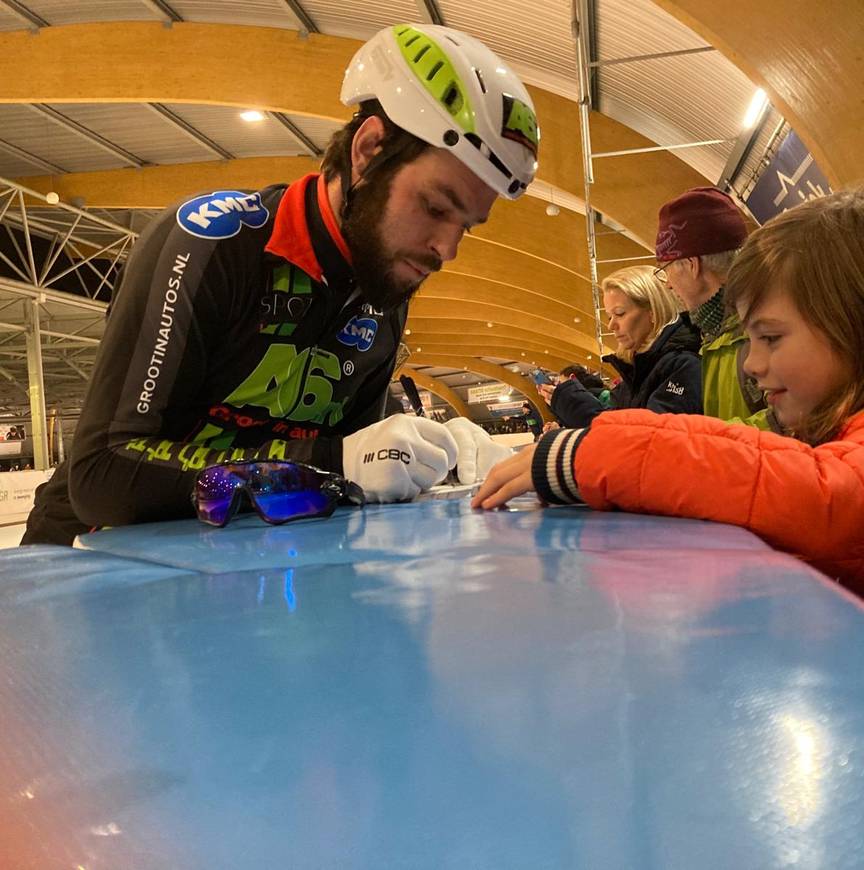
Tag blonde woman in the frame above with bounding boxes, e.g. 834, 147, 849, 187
547, 265, 702, 427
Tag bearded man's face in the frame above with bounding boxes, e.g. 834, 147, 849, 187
342, 147, 496, 311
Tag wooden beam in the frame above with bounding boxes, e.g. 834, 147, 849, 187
653, 0, 864, 187
0, 22, 709, 244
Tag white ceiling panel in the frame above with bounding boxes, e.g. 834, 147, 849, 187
438, 0, 576, 81
595, 0, 757, 185
171, 0, 298, 28
286, 114, 343, 152
0, 105, 128, 173
0, 10, 28, 31
24, 0, 159, 25
164, 104, 310, 158
596, 0, 708, 59
45, 103, 213, 165
302, 0, 417, 40
0, 145, 53, 178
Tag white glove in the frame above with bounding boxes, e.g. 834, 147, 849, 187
343, 416, 458, 503
444, 417, 513, 485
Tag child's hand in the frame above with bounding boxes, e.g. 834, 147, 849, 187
471, 444, 537, 509
543, 420, 560, 433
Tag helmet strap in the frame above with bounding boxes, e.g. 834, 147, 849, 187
341, 117, 426, 221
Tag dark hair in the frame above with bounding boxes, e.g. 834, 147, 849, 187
559, 364, 606, 395
321, 100, 430, 186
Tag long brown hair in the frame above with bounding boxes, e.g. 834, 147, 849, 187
725, 188, 864, 445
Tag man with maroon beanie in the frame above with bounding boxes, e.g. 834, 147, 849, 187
654, 186, 769, 425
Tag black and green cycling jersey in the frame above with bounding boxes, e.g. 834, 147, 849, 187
24, 174, 406, 544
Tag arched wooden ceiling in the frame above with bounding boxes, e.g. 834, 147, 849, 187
0, 21, 708, 386
1, 7, 859, 413
652, 0, 864, 189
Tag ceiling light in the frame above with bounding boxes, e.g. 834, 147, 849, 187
404, 328, 411, 335
573, 316, 581, 323
742, 89, 768, 129
45, 191, 60, 205
240, 110, 266, 123
416, 346, 422, 352
486, 321, 493, 328
546, 203, 560, 217
587, 354, 593, 359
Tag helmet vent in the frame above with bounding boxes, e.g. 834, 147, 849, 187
413, 44, 431, 63
404, 33, 420, 47
443, 85, 460, 108
474, 68, 487, 94
465, 132, 513, 181
426, 60, 443, 81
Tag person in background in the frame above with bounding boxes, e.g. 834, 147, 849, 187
509, 402, 543, 440
538, 265, 702, 429
558, 365, 611, 406
654, 186, 770, 426
22, 23, 539, 545
473, 189, 864, 590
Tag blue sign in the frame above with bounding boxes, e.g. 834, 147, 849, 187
337, 316, 378, 352
746, 130, 832, 225
176, 191, 269, 239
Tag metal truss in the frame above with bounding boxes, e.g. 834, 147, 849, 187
0, 176, 135, 465
0, 176, 135, 303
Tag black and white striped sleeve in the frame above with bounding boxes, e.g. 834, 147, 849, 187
531, 427, 589, 504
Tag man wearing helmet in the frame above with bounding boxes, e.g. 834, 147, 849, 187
23, 23, 539, 545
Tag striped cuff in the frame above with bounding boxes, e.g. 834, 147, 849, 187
531, 428, 585, 504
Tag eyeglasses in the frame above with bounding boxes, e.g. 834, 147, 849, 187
653, 258, 687, 281
192, 460, 365, 528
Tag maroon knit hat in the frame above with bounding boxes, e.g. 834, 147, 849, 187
655, 187, 748, 261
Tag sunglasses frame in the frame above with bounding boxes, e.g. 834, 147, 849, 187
191, 459, 364, 528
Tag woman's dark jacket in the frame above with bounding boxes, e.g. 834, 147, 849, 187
551, 314, 703, 429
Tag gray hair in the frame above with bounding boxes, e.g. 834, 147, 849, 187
699, 249, 740, 279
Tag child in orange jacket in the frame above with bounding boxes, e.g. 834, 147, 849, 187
472, 189, 864, 590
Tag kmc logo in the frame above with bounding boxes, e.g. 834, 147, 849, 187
177, 191, 269, 240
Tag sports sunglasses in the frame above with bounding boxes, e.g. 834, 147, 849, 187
192, 460, 365, 528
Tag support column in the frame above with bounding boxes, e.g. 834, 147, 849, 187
55, 413, 65, 464
24, 299, 49, 470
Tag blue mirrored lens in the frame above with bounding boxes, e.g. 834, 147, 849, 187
195, 467, 243, 525
253, 490, 332, 522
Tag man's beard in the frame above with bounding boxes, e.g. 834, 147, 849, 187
342, 174, 441, 312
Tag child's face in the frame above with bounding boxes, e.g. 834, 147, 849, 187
739, 286, 848, 430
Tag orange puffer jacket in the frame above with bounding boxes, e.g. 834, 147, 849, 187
531, 409, 864, 590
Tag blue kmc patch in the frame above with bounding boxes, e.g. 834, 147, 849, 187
176, 190, 269, 239
337, 316, 378, 352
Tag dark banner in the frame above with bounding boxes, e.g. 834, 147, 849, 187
745, 130, 832, 225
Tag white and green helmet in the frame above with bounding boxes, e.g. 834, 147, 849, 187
341, 23, 540, 199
